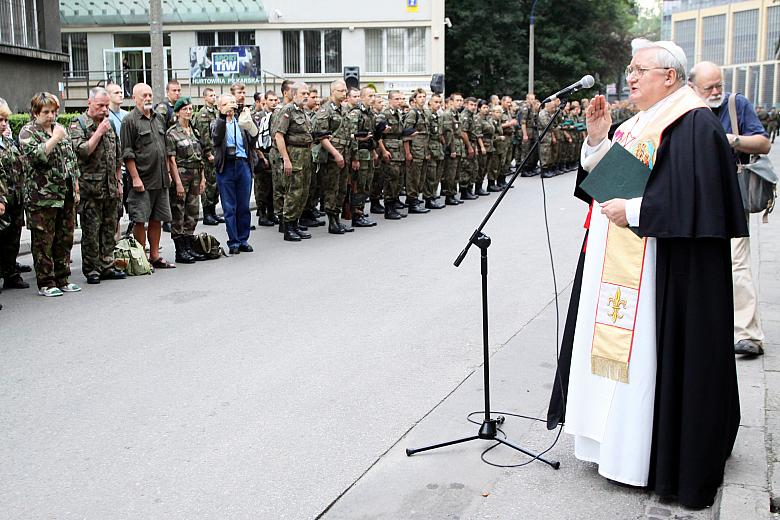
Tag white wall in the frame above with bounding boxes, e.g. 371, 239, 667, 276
256, 29, 283, 77
170, 31, 196, 74
342, 28, 365, 70
261, 0, 431, 23
86, 33, 114, 73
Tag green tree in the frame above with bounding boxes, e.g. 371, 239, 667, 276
445, 0, 637, 99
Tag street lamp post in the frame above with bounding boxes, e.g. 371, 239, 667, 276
528, 0, 539, 95
150, 0, 165, 102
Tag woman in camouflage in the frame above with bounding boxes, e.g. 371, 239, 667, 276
166, 97, 205, 264
19, 93, 81, 297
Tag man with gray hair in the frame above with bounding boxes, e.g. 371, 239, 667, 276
689, 60, 772, 357
547, 39, 747, 508
69, 87, 125, 284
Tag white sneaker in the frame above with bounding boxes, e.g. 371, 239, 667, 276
38, 287, 63, 297
58, 283, 82, 293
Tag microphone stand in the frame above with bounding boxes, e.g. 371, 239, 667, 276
406, 99, 570, 470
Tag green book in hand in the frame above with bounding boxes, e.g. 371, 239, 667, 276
578, 143, 651, 237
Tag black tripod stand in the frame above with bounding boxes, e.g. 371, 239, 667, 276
406, 100, 569, 470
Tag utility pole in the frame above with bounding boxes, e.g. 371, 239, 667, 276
150, 0, 165, 102
528, 0, 538, 95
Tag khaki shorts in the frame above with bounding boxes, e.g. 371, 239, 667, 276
127, 188, 172, 223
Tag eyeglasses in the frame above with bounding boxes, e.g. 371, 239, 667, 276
625, 66, 672, 79
696, 82, 723, 93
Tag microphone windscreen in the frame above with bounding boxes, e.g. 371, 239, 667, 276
581, 75, 595, 88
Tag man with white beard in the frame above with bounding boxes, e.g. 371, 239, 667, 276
688, 61, 771, 357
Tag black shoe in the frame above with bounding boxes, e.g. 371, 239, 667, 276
520, 169, 534, 177
370, 200, 385, 214
250, 225, 257, 231
405, 197, 420, 208
393, 199, 406, 210
100, 268, 127, 280
299, 216, 318, 228
476, 186, 490, 196
238, 244, 254, 252
461, 190, 478, 200
174, 237, 196, 264
408, 203, 430, 214
284, 221, 302, 242
339, 222, 355, 232
352, 215, 376, 227
162, 222, 172, 233
384, 207, 402, 220
487, 182, 503, 192
294, 221, 312, 239
444, 196, 459, 206
313, 208, 326, 218
186, 236, 206, 261
229, 246, 240, 254
203, 213, 219, 226
269, 213, 280, 225
258, 215, 275, 227
215, 214, 225, 224
541, 167, 555, 178
15, 262, 31, 273
425, 198, 444, 209
3, 274, 29, 289
734, 339, 764, 356
328, 214, 345, 235
296, 222, 308, 231
87, 274, 101, 285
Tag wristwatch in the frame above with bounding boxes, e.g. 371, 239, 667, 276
731, 135, 741, 148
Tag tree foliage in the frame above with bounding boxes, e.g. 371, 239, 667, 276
445, 0, 638, 99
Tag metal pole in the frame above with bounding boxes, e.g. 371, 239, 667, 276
150, 0, 165, 102
529, 0, 538, 95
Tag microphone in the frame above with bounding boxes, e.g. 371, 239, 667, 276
541, 75, 595, 104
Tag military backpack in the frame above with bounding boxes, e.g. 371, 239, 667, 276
113, 236, 153, 275
191, 232, 227, 260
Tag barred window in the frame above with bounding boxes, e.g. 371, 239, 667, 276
0, 0, 38, 49
734, 67, 746, 95
700, 15, 725, 65
760, 64, 775, 106
238, 31, 255, 46
197, 31, 254, 47
197, 31, 215, 46
767, 6, 780, 61
282, 30, 342, 75
673, 19, 695, 65
217, 31, 235, 46
747, 65, 759, 103
731, 9, 758, 64
62, 32, 88, 78
365, 28, 427, 74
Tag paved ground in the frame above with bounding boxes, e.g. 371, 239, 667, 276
1, 150, 777, 519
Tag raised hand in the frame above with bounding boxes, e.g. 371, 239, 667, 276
585, 95, 612, 146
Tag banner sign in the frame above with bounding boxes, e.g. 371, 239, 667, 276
189, 46, 262, 85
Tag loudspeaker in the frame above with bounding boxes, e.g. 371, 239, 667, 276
430, 73, 445, 94
344, 66, 360, 90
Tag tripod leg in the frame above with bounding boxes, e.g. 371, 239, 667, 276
406, 435, 480, 456
495, 437, 561, 469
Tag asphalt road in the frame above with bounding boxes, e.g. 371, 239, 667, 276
0, 173, 586, 519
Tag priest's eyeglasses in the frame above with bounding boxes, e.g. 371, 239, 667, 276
625, 66, 672, 79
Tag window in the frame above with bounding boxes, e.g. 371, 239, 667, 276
761, 64, 775, 106
731, 9, 758, 64
0, 0, 38, 48
673, 19, 695, 66
197, 31, 215, 46
62, 33, 88, 78
734, 67, 746, 95
238, 31, 255, 46
196, 30, 255, 47
700, 15, 725, 65
365, 28, 427, 74
282, 30, 342, 75
114, 32, 171, 47
767, 6, 780, 61
217, 31, 234, 46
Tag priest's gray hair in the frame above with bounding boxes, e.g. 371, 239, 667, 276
631, 38, 687, 86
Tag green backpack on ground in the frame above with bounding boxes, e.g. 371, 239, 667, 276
191, 233, 227, 260
113, 236, 153, 275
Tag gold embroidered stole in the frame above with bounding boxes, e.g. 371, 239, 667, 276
591, 88, 706, 383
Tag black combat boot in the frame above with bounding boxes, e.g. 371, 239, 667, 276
328, 213, 345, 234
370, 199, 385, 214
173, 236, 195, 264
384, 202, 402, 220
408, 200, 430, 214
461, 188, 477, 200
294, 220, 311, 239
475, 182, 490, 196
186, 235, 206, 261
487, 180, 502, 192
541, 167, 555, 178
283, 221, 301, 242
202, 205, 219, 226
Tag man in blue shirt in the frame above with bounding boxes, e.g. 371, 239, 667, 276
690, 61, 772, 356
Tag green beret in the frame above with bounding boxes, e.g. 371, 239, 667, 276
173, 97, 192, 112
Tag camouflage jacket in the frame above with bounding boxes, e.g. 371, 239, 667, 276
536, 109, 557, 142
461, 109, 478, 142
19, 122, 80, 209
315, 100, 358, 163
426, 108, 444, 160
440, 108, 462, 156
275, 102, 313, 147
377, 107, 404, 162
350, 102, 376, 160
155, 99, 177, 129
69, 113, 122, 199
477, 115, 496, 153
403, 106, 429, 160
0, 135, 25, 206
166, 123, 204, 172
194, 105, 217, 158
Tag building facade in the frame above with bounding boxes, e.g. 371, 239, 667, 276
59, 0, 446, 109
0, 0, 68, 112
664, 0, 779, 107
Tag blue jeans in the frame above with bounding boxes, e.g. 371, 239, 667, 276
217, 159, 252, 248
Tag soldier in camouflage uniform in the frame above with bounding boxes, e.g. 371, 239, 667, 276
459, 97, 480, 199
473, 101, 490, 196
20, 93, 81, 296
402, 88, 431, 213
348, 87, 379, 227
300, 88, 325, 227
275, 82, 315, 242
487, 105, 507, 192
69, 87, 126, 285
369, 96, 386, 214
569, 100, 586, 170
194, 87, 222, 226
0, 100, 29, 293
166, 97, 206, 264
376, 91, 407, 220
155, 79, 181, 130
270, 81, 293, 228
314, 79, 358, 234
440, 93, 464, 205
423, 93, 445, 209
497, 96, 517, 187
537, 99, 559, 178
519, 94, 541, 176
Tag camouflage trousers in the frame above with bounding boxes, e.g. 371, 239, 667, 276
282, 146, 312, 222
322, 157, 349, 215
307, 162, 321, 211
253, 155, 273, 214
200, 162, 219, 210
170, 168, 202, 236
519, 132, 538, 169
369, 158, 383, 201
539, 136, 555, 168
424, 158, 443, 199
79, 196, 120, 277
477, 152, 488, 183
459, 154, 478, 189
382, 161, 402, 204
498, 143, 512, 175
487, 152, 501, 181
442, 154, 459, 197
352, 155, 373, 212
0, 201, 24, 278
270, 148, 284, 217
27, 197, 75, 289
406, 158, 426, 200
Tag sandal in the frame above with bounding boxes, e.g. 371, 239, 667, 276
150, 257, 176, 269
38, 287, 64, 297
